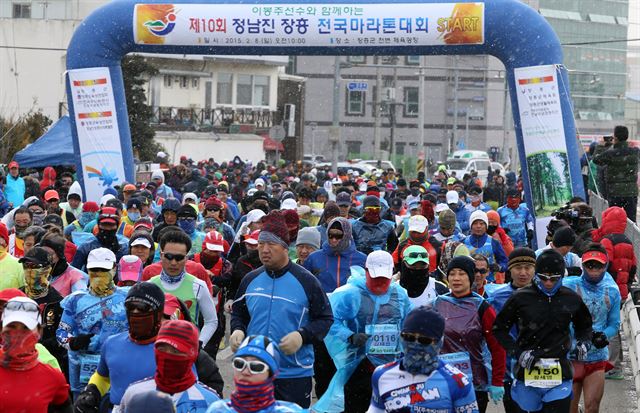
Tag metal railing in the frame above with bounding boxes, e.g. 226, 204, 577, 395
150, 106, 277, 131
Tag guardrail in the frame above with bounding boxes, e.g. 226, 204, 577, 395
590, 192, 640, 412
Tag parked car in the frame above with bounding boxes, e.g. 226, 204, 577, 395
446, 150, 491, 184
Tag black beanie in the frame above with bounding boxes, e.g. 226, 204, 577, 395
536, 249, 566, 275
508, 247, 537, 270
552, 226, 576, 248
402, 307, 445, 339
446, 255, 476, 285
125, 282, 165, 312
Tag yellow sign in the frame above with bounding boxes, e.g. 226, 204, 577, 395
524, 358, 562, 388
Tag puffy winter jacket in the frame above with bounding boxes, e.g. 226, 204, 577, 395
303, 241, 367, 293
592, 206, 637, 300
592, 141, 640, 197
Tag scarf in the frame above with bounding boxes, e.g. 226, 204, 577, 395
160, 269, 185, 284
0, 329, 40, 371
534, 274, 563, 297
89, 269, 116, 297
154, 350, 196, 394
128, 311, 162, 344
402, 339, 440, 376
231, 376, 276, 413
24, 266, 51, 299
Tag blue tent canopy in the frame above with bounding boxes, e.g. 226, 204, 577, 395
14, 115, 75, 167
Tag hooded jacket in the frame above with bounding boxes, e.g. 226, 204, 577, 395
303, 218, 367, 293
40, 167, 57, 191
60, 181, 83, 219
592, 206, 636, 299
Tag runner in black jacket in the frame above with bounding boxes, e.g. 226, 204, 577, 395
492, 249, 593, 413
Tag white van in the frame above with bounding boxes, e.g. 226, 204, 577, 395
446, 150, 492, 184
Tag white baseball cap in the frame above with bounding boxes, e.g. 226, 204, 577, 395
281, 198, 298, 210
255, 178, 265, 188
365, 250, 394, 279
130, 237, 152, 249
2, 297, 41, 330
408, 215, 429, 233
434, 203, 449, 213
245, 209, 266, 224
87, 247, 117, 270
446, 190, 459, 205
183, 193, 198, 203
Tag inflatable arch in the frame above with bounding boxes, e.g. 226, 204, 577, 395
66, 0, 583, 245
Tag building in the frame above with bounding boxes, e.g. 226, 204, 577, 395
1, 0, 298, 162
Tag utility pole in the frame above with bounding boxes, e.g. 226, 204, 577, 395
389, 58, 399, 162
452, 56, 459, 155
373, 67, 382, 160
331, 56, 342, 175
418, 56, 426, 172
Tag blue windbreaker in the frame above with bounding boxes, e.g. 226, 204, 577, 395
303, 241, 367, 293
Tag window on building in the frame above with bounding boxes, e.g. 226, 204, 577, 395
216, 73, 232, 104
404, 87, 419, 117
163, 75, 173, 88
179, 76, 188, 88
395, 142, 406, 155
192, 77, 199, 89
588, 13, 617, 24
348, 56, 366, 63
406, 56, 421, 65
381, 56, 398, 65
236, 74, 252, 105
346, 89, 365, 116
253, 75, 270, 106
346, 140, 362, 155
12, 3, 31, 18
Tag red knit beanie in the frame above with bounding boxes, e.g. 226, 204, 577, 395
258, 210, 290, 246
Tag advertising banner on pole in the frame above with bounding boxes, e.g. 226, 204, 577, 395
68, 67, 126, 202
514, 64, 573, 247
133, 3, 484, 47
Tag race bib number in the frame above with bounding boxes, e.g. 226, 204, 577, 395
525, 358, 562, 388
365, 324, 399, 354
439, 351, 474, 381
79, 353, 101, 385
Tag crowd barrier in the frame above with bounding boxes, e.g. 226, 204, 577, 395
590, 192, 640, 411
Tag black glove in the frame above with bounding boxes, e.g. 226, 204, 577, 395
527, 229, 534, 241
592, 331, 609, 349
74, 383, 101, 413
567, 267, 583, 276
69, 334, 94, 351
349, 333, 370, 347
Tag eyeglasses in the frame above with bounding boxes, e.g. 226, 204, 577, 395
5, 300, 39, 314
584, 261, 605, 270
474, 268, 488, 274
400, 332, 435, 346
537, 273, 562, 282
163, 253, 186, 262
406, 252, 428, 260
328, 232, 344, 240
232, 357, 269, 374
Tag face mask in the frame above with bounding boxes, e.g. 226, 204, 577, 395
14, 225, 29, 239
79, 212, 97, 227
402, 339, 441, 376
533, 274, 563, 297
89, 269, 115, 297
128, 311, 161, 344
97, 228, 118, 245
0, 329, 40, 371
231, 376, 276, 413
506, 197, 520, 209
178, 219, 196, 234
128, 212, 140, 222
400, 264, 429, 297
366, 275, 391, 295
32, 212, 46, 227
200, 252, 220, 269
24, 266, 51, 298
487, 225, 497, 235
154, 350, 196, 394
363, 209, 381, 224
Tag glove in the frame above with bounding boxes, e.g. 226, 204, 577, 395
279, 331, 303, 355
349, 333, 370, 347
518, 350, 538, 371
575, 340, 590, 360
488, 385, 505, 403
229, 330, 245, 352
69, 334, 94, 351
527, 229, 534, 241
224, 299, 234, 314
592, 331, 609, 349
73, 383, 101, 413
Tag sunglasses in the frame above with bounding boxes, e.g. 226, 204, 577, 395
328, 232, 344, 240
400, 332, 435, 346
23, 262, 46, 269
5, 300, 39, 313
125, 301, 152, 313
584, 261, 605, 270
206, 207, 221, 212
537, 273, 562, 282
163, 253, 186, 262
178, 217, 196, 222
232, 357, 269, 374
474, 268, 488, 274
364, 206, 381, 211
406, 252, 428, 260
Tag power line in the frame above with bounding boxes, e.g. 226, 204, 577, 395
563, 38, 640, 45
0, 45, 66, 51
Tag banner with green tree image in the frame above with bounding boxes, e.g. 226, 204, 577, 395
526, 151, 572, 217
